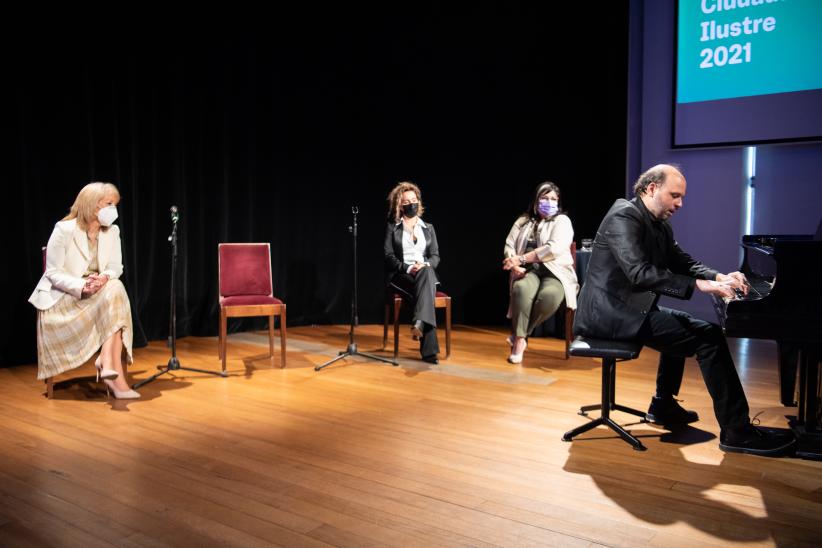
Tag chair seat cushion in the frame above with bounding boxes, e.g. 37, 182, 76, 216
569, 336, 642, 360
220, 295, 283, 307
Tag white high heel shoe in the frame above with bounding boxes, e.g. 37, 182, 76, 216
508, 338, 527, 364
103, 379, 141, 400
94, 356, 119, 382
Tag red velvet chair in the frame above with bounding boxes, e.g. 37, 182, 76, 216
218, 243, 286, 371
383, 290, 451, 362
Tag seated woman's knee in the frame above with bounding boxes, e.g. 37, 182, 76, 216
107, 278, 124, 289
511, 281, 530, 299
414, 267, 436, 284
100, 278, 126, 297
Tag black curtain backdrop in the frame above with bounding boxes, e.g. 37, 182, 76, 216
4, 4, 628, 366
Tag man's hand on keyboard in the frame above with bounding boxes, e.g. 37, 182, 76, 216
697, 279, 736, 299
717, 271, 749, 296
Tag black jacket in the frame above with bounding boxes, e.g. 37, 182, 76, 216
573, 198, 718, 340
384, 221, 440, 284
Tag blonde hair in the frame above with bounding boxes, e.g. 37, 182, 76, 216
63, 182, 121, 230
386, 181, 425, 223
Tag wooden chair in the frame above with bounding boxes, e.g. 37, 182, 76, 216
383, 290, 451, 362
218, 243, 286, 372
40, 247, 128, 398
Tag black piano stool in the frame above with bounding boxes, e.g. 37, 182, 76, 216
562, 337, 648, 451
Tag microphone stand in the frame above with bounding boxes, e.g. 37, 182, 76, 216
133, 207, 227, 389
315, 206, 398, 371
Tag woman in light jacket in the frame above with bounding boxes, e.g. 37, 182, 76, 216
29, 182, 139, 398
502, 181, 579, 363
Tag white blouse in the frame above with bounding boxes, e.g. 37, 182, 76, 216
400, 219, 428, 271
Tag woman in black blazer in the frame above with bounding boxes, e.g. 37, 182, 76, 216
384, 181, 441, 364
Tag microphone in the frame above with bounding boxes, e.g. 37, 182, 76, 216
170, 205, 179, 223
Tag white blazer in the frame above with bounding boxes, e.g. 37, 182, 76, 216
504, 213, 579, 313
29, 219, 124, 311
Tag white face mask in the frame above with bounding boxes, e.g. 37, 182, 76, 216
97, 205, 119, 227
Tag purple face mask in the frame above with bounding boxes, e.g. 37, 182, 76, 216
537, 199, 558, 218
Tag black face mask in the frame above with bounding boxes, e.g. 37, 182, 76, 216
402, 203, 419, 218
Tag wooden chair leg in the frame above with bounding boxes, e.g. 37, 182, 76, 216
383, 302, 390, 349
393, 298, 401, 361
45, 377, 53, 399
279, 305, 287, 368
445, 297, 451, 359
565, 308, 575, 360
218, 307, 225, 360
220, 307, 228, 373
268, 314, 275, 367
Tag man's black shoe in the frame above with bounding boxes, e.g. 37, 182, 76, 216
646, 396, 699, 426
421, 355, 439, 365
719, 424, 795, 457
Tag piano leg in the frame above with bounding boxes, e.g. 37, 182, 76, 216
803, 347, 819, 432
777, 341, 799, 406
791, 344, 822, 460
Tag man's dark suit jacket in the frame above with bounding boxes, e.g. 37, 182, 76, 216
573, 197, 718, 340
384, 221, 440, 284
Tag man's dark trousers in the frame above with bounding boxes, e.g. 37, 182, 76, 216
638, 306, 749, 429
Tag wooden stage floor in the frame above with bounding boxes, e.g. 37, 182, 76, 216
1, 325, 821, 547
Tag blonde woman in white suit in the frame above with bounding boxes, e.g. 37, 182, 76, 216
29, 182, 139, 399
502, 181, 579, 364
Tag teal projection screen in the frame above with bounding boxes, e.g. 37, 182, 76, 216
674, 0, 822, 147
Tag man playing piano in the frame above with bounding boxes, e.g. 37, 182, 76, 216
574, 164, 795, 457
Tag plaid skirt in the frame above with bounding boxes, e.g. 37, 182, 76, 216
36, 279, 133, 380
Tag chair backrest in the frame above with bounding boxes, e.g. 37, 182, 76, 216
570, 241, 577, 268
42, 246, 47, 272
218, 243, 273, 298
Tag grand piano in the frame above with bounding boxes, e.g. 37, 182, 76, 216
712, 231, 822, 459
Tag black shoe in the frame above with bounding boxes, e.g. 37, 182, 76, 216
411, 320, 423, 341
646, 396, 699, 427
421, 355, 439, 365
719, 424, 795, 457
